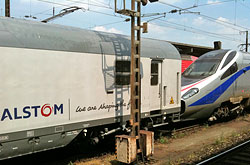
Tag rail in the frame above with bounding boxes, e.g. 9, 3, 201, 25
197, 139, 250, 165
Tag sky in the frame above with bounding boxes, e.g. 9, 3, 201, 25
1, 0, 250, 50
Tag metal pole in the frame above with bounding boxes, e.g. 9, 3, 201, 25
130, 0, 136, 137
246, 31, 248, 52
114, 0, 117, 12
130, 0, 142, 156
114, 1, 154, 163
53, 7, 55, 17
5, 0, 10, 17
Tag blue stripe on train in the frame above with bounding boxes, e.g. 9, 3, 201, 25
189, 66, 250, 107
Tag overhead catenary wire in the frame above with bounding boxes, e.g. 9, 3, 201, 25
35, 0, 127, 27
194, 0, 235, 7
155, 21, 243, 43
140, 10, 244, 42
146, 15, 166, 23
34, 0, 246, 46
36, 0, 247, 32
32, 0, 78, 17
41, 6, 83, 23
165, 0, 250, 31
67, 0, 112, 9
37, 0, 126, 19
33, 8, 54, 16
238, 1, 250, 11
108, 0, 112, 8
91, 0, 111, 8
146, 17, 244, 43
29, 0, 76, 18
159, 1, 250, 32
88, 18, 130, 29
234, 0, 237, 25
197, 13, 244, 31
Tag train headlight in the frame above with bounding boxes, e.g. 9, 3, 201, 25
182, 88, 199, 100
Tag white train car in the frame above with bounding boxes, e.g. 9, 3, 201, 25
0, 17, 181, 159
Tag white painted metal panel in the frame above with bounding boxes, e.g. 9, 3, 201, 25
162, 59, 181, 110
0, 47, 130, 134
0, 47, 169, 134
0, 45, 181, 135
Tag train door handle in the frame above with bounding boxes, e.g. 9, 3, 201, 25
159, 83, 161, 98
163, 86, 167, 106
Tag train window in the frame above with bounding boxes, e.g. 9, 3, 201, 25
115, 60, 130, 86
221, 62, 238, 80
221, 51, 236, 69
151, 62, 158, 85
182, 59, 220, 78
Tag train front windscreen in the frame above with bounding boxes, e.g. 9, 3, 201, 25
182, 49, 229, 78
182, 59, 221, 78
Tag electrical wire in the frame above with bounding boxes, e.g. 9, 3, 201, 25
238, 1, 250, 11
159, 1, 250, 31
91, 0, 111, 8
37, 0, 125, 19
148, 18, 244, 43
198, 13, 243, 31
142, 13, 242, 42
109, 0, 112, 8
157, 22, 243, 43
67, 0, 112, 9
194, 0, 234, 7
234, 0, 237, 25
33, 8, 53, 16
35, 0, 246, 44
88, 18, 130, 29
37, 0, 70, 7
32, 0, 80, 18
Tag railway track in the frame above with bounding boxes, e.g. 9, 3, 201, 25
197, 139, 250, 165
154, 119, 205, 138
0, 135, 116, 165
173, 124, 202, 133
1, 116, 248, 164
0, 121, 203, 165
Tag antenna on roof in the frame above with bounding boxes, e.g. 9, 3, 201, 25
5, 0, 10, 17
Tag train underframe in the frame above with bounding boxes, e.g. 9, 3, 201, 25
208, 98, 250, 122
80, 110, 181, 145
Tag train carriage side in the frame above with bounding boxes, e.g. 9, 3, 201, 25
0, 17, 181, 159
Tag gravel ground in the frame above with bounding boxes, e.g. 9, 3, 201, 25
74, 114, 250, 165
171, 124, 250, 164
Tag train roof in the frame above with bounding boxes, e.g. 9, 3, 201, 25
0, 17, 180, 60
198, 49, 230, 60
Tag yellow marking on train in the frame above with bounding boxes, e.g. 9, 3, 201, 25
170, 97, 174, 104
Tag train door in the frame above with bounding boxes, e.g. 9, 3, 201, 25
150, 60, 162, 111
